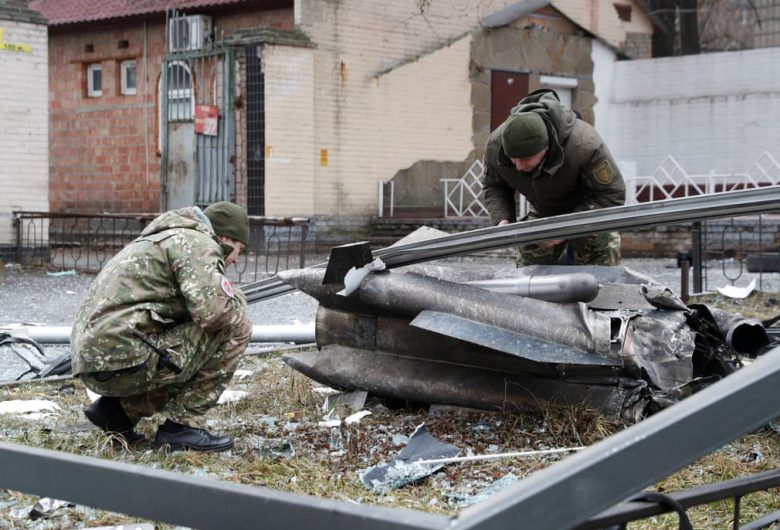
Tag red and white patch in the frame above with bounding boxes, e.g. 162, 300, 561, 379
220, 275, 235, 298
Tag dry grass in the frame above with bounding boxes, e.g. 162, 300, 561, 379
0, 292, 778, 529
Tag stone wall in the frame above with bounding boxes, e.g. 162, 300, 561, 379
470, 25, 596, 158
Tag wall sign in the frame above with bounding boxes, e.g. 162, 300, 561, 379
0, 28, 32, 53
194, 105, 219, 136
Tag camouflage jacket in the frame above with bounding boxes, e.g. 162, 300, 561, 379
71, 207, 247, 374
482, 89, 626, 224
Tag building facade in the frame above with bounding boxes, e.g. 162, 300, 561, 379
29, 0, 651, 232
0, 0, 48, 259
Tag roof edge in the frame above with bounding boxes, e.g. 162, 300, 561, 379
0, 0, 47, 25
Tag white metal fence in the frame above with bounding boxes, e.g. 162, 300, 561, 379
441, 152, 780, 218
441, 160, 490, 218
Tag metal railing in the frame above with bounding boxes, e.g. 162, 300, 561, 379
12, 211, 312, 284
441, 152, 780, 219
442, 159, 491, 218
626, 152, 780, 204
378, 180, 395, 217
243, 187, 780, 303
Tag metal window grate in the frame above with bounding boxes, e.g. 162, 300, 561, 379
246, 45, 266, 216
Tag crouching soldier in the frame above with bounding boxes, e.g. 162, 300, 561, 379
71, 202, 252, 452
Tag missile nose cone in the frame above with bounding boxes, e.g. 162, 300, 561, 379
278, 268, 324, 290
277, 268, 339, 302
277, 268, 304, 286
281, 351, 313, 372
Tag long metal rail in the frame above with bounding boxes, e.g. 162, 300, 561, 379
243, 186, 780, 303
2, 345, 779, 529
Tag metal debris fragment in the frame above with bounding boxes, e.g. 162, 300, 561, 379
0, 399, 61, 419
319, 410, 371, 428
322, 390, 368, 415
455, 474, 520, 508
359, 424, 460, 494
29, 497, 73, 520
217, 390, 248, 405
717, 278, 757, 299
413, 446, 584, 466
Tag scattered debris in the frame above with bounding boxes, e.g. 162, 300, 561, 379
81, 523, 154, 530
217, 390, 248, 405
413, 446, 584, 466
319, 410, 371, 428
359, 424, 460, 494
717, 278, 757, 299
258, 440, 296, 459
455, 474, 519, 508
312, 386, 341, 396
0, 399, 61, 419
29, 497, 74, 520
741, 443, 764, 464
233, 369, 253, 381
428, 404, 484, 416
322, 390, 368, 414
45, 270, 76, 277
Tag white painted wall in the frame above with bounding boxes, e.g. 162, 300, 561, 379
595, 47, 780, 178
261, 45, 315, 217
293, 0, 512, 216
0, 20, 48, 247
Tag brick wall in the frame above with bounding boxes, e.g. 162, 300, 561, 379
48, 21, 166, 213
48, 9, 293, 214
0, 19, 48, 248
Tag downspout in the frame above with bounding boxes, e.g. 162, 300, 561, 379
143, 21, 150, 189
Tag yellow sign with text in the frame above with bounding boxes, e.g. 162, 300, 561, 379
0, 27, 32, 53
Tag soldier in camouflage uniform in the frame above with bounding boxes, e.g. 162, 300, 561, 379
481, 89, 625, 266
71, 202, 252, 452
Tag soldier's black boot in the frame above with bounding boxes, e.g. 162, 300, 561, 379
84, 396, 145, 443
154, 419, 234, 452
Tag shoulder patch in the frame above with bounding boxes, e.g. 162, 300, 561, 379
220, 275, 235, 298
590, 159, 616, 185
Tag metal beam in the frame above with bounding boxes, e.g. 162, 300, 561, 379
243, 187, 780, 303
0, 441, 447, 530
451, 345, 780, 530
577, 468, 780, 529
1, 325, 315, 344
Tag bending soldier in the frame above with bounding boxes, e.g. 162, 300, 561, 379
482, 89, 625, 265
71, 202, 252, 452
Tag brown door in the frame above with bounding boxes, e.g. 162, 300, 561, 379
491, 70, 529, 131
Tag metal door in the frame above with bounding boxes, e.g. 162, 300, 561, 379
160, 17, 235, 210
490, 70, 529, 131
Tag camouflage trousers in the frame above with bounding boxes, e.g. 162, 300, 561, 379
80, 318, 251, 429
517, 231, 622, 266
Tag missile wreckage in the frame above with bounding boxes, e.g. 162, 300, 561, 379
278, 240, 772, 422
